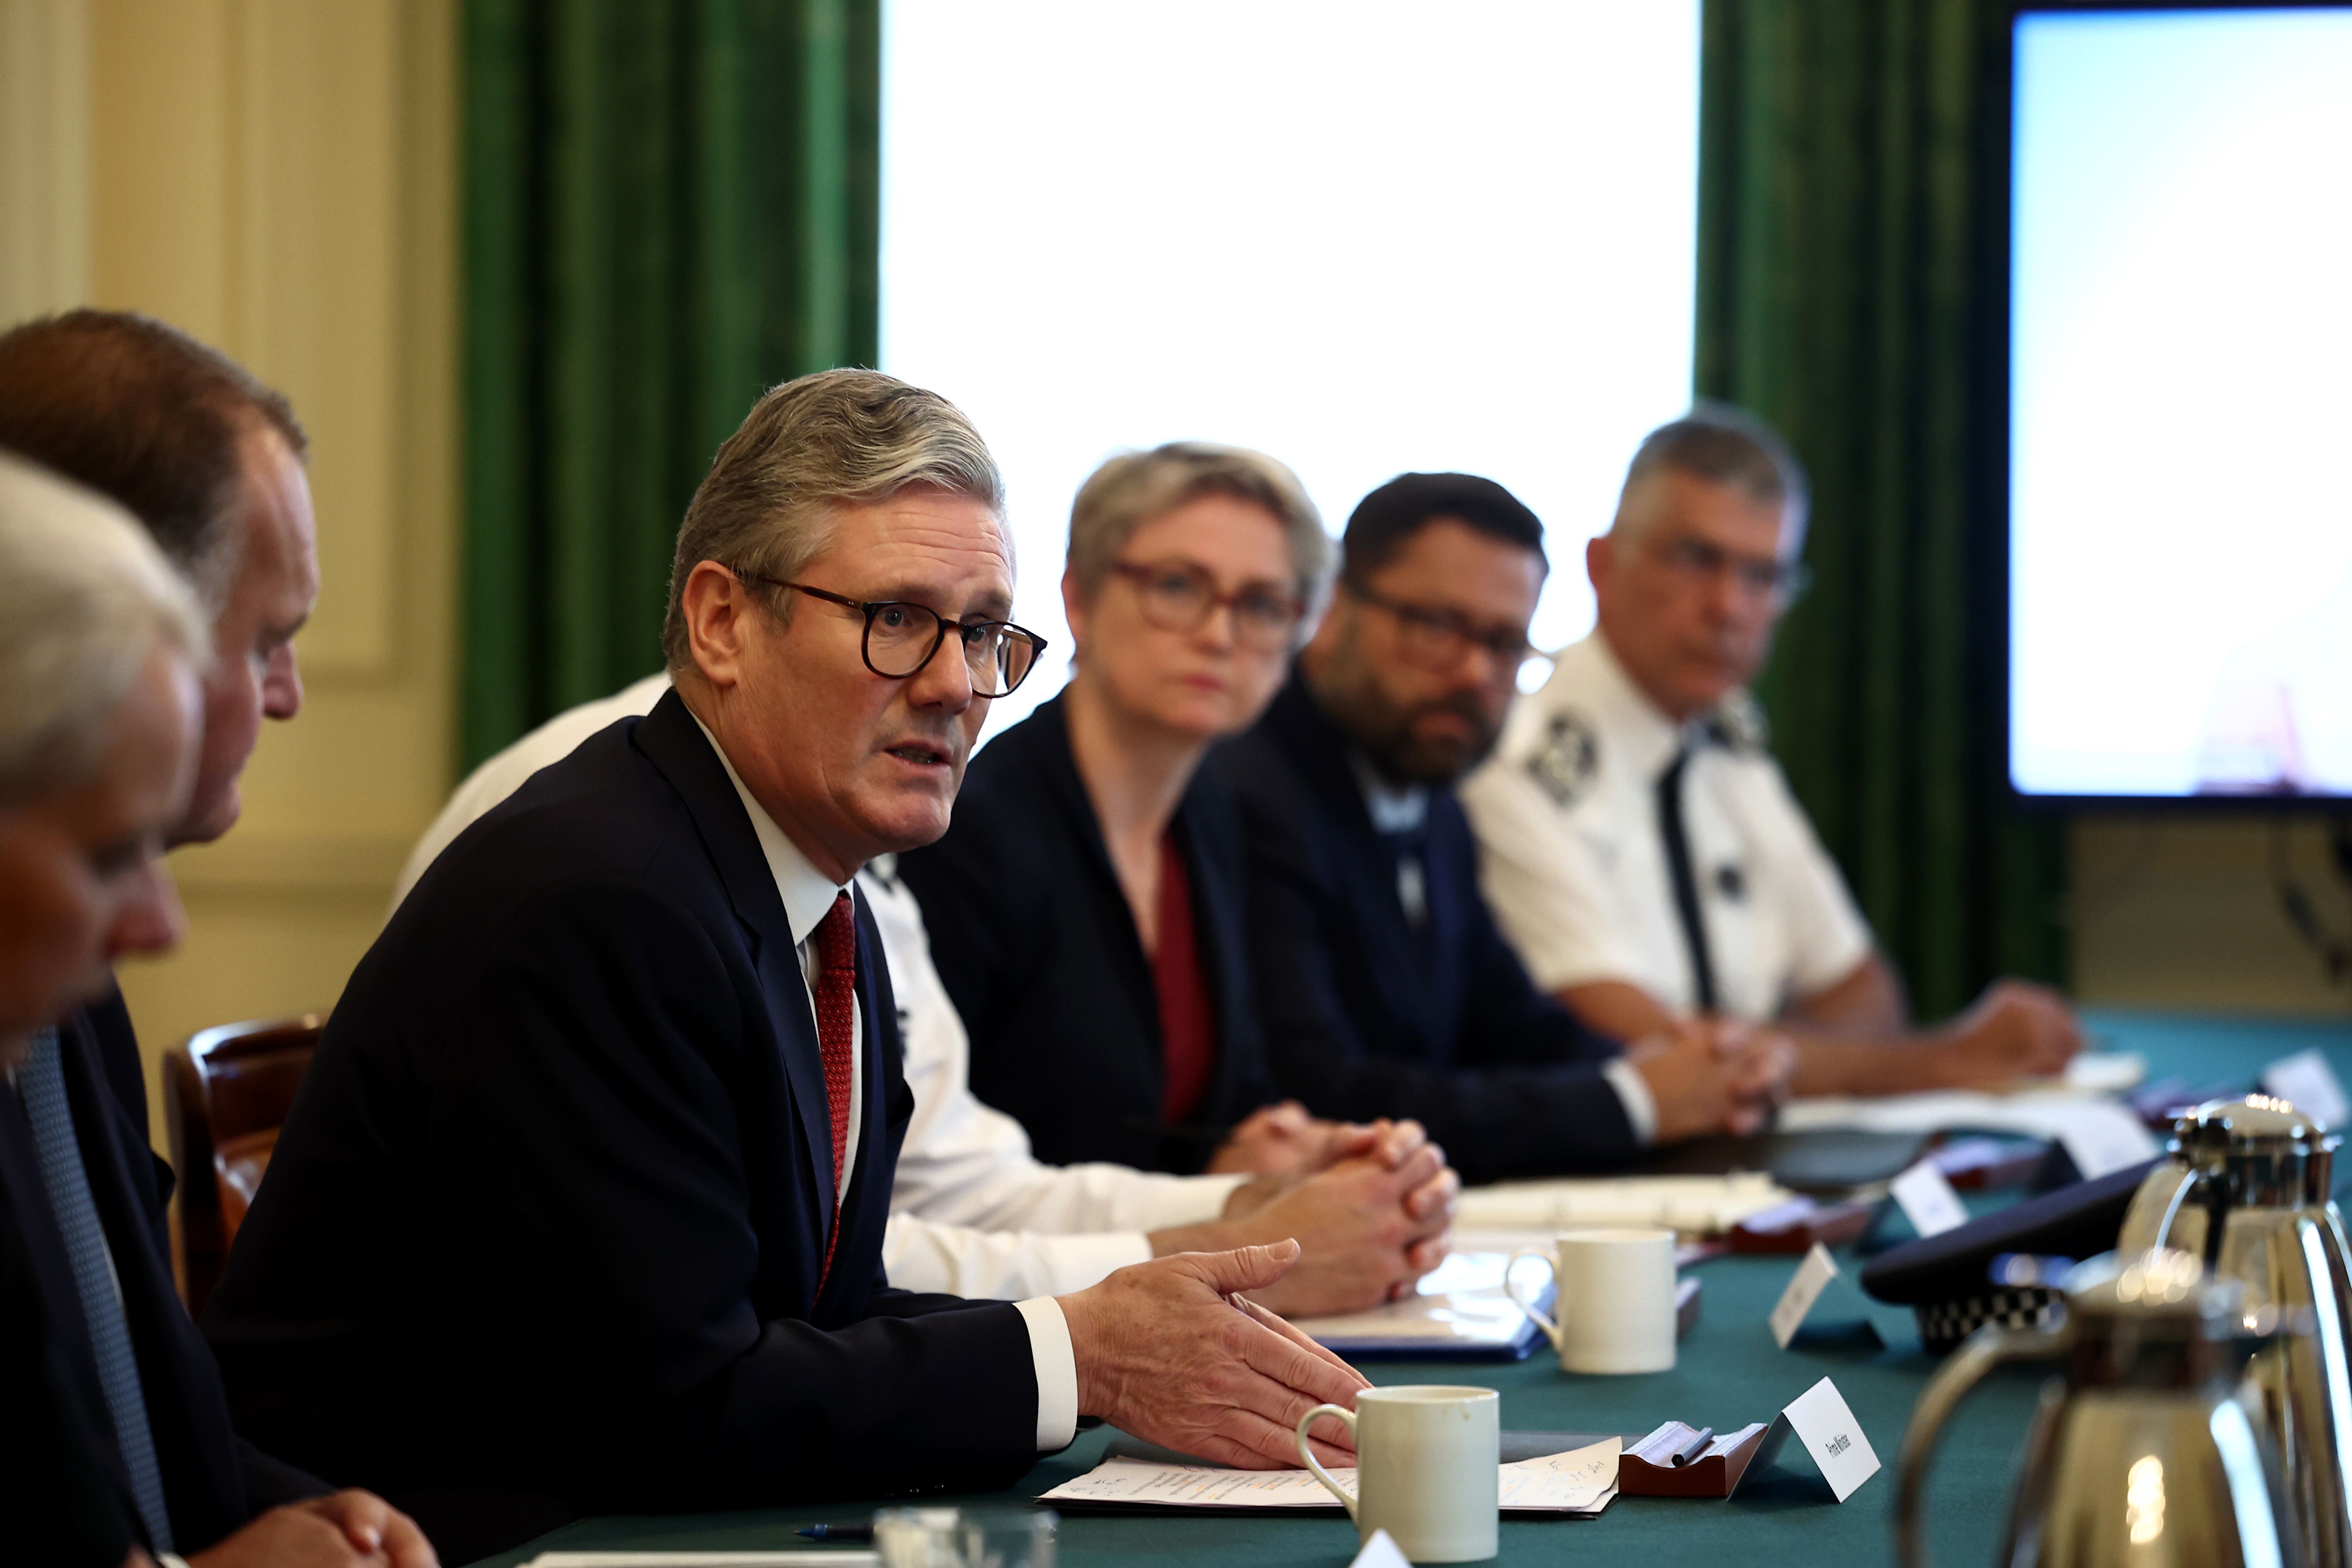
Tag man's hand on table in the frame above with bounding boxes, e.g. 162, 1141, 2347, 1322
1630, 1017, 1795, 1142
188, 1490, 437, 1568
1152, 1123, 1458, 1313
1926, 980, 2083, 1087
1059, 1241, 1369, 1469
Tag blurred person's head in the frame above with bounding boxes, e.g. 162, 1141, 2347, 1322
1300, 473, 1547, 784
0, 457, 208, 1064
0, 310, 318, 845
1589, 403, 1808, 720
1063, 442, 1329, 749
665, 369, 1031, 882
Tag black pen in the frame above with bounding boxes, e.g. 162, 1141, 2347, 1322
1667, 1426, 1716, 1467
798, 1523, 875, 1542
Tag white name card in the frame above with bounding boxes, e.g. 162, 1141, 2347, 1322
1347, 1530, 1411, 1568
2053, 1101, 2160, 1180
1769, 1242, 1839, 1350
1732, 1376, 1881, 1503
1889, 1159, 1970, 1239
2263, 1049, 2351, 1132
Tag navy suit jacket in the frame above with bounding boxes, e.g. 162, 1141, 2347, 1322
898, 695, 1277, 1174
1210, 676, 1640, 1183
0, 989, 324, 1561
203, 691, 1039, 1514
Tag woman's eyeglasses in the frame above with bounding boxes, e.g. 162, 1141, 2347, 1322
1109, 559, 1304, 652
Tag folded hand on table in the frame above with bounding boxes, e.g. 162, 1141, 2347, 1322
1059, 1241, 1370, 1469
1930, 979, 2083, 1087
1630, 1016, 1796, 1142
1152, 1126, 1458, 1314
184, 1490, 438, 1568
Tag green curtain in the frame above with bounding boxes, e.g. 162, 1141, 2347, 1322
1696, 0, 2066, 1019
461, 0, 879, 769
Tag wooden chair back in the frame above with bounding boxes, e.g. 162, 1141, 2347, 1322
164, 1012, 324, 1316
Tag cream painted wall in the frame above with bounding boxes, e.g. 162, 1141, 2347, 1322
2071, 816, 2352, 1017
0, 0, 459, 1149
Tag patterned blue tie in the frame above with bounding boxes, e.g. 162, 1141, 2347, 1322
19, 1027, 175, 1552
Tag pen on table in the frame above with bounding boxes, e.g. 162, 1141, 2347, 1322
1667, 1426, 1716, 1467
798, 1523, 875, 1542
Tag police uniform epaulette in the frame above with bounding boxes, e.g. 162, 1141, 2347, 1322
1701, 689, 1769, 753
1526, 709, 1600, 808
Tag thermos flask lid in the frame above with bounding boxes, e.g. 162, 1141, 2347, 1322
2174, 1094, 2338, 1155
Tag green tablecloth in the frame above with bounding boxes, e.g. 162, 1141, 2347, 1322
471, 1008, 2352, 1568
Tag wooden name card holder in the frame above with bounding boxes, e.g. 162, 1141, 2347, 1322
1619, 1420, 1772, 1498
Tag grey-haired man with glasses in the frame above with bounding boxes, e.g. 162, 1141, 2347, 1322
205, 372, 1369, 1558
1463, 406, 2082, 1098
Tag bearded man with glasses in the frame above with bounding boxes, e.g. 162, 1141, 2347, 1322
1213, 470, 1796, 1182
204, 378, 1372, 1557
1461, 406, 2080, 1101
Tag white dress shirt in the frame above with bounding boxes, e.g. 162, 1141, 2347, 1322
1462, 631, 1873, 1025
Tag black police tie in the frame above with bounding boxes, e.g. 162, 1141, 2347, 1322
1656, 747, 1719, 1013
18, 1028, 174, 1551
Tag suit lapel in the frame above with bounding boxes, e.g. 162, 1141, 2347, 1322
1266, 678, 1445, 1047
629, 690, 838, 1249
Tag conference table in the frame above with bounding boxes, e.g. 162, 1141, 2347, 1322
474, 1009, 2352, 1568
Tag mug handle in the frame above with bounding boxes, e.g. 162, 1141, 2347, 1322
1505, 1247, 1565, 1350
1294, 1403, 1360, 1520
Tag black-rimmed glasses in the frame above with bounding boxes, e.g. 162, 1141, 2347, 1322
1347, 582, 1531, 675
734, 571, 1048, 697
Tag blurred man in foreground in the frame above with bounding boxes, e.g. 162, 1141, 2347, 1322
1462, 406, 2079, 1093
0, 455, 429, 1568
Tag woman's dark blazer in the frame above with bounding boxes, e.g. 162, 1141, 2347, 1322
898, 694, 1278, 1174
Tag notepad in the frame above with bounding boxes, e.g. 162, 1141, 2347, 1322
1038, 1438, 1620, 1518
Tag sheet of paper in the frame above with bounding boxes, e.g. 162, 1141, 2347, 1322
1781, 1377, 1881, 1501
1455, 1173, 1791, 1234
2065, 1052, 2147, 1093
1888, 1160, 1970, 1238
1348, 1530, 1411, 1568
2263, 1049, 2351, 1131
1769, 1242, 1839, 1350
1037, 1439, 1620, 1516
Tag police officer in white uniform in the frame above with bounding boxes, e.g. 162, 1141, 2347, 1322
1463, 406, 2081, 1097
395, 674, 1457, 1311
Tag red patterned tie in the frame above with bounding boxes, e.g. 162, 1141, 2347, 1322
812, 891, 859, 1292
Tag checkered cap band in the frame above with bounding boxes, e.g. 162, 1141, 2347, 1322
1914, 1287, 2063, 1353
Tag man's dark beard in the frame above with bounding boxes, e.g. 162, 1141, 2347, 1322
1312, 653, 1501, 786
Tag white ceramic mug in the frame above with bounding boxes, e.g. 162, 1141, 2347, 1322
1292, 1384, 1499, 1564
1507, 1227, 1677, 1374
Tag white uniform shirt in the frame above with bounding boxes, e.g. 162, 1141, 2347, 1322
391, 676, 1241, 1296
1460, 632, 1874, 1023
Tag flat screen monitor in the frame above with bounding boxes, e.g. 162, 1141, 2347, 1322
2008, 6, 2352, 801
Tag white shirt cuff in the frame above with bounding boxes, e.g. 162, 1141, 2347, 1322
1036, 1232, 1156, 1296
1014, 1295, 1079, 1450
1118, 1171, 1251, 1233
1600, 1057, 1659, 1146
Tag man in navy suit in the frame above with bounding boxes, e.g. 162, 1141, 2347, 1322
1214, 473, 1790, 1183
204, 372, 1366, 1550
